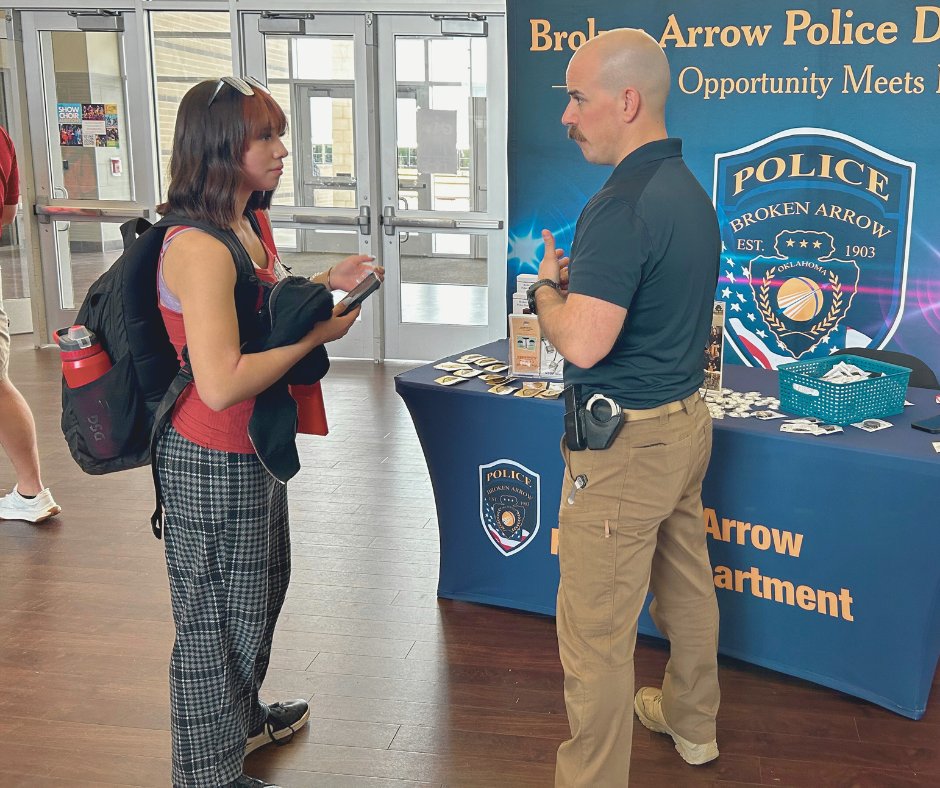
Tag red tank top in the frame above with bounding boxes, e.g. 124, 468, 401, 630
158, 222, 279, 453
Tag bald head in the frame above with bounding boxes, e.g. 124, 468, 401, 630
571, 28, 670, 121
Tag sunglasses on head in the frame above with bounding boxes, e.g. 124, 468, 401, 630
208, 75, 271, 107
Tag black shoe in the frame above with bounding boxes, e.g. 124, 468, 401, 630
245, 698, 310, 756
228, 776, 283, 788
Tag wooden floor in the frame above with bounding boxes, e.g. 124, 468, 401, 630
0, 336, 938, 787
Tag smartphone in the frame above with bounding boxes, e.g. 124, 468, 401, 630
911, 413, 940, 433
337, 271, 381, 315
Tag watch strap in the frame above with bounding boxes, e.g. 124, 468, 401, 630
527, 278, 560, 314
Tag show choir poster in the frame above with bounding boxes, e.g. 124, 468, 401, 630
507, 0, 940, 372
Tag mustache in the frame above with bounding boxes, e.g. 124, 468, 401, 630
567, 126, 585, 142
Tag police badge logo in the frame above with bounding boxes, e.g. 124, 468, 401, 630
749, 230, 859, 359
714, 128, 914, 368
479, 459, 540, 556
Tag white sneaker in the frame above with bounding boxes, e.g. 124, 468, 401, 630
0, 486, 61, 523
634, 687, 719, 765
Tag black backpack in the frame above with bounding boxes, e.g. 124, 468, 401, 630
60, 213, 262, 536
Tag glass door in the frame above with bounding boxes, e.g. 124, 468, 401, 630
19, 10, 157, 339
240, 10, 505, 361
241, 12, 377, 359
377, 14, 505, 361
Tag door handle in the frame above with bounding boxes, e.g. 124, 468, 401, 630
277, 205, 371, 235
381, 205, 502, 235
34, 199, 152, 224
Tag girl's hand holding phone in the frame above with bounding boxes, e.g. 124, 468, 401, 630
329, 254, 385, 292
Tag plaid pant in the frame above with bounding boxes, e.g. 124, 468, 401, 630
157, 426, 291, 787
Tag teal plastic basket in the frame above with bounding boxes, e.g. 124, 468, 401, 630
777, 354, 911, 426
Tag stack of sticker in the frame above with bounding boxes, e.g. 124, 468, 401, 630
702, 388, 782, 420
433, 354, 563, 398
781, 416, 896, 435
779, 417, 843, 436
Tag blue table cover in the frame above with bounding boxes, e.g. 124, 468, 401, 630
395, 340, 940, 719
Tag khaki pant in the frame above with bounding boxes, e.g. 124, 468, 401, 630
555, 393, 719, 787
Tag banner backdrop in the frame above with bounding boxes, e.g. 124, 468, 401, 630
507, 0, 940, 371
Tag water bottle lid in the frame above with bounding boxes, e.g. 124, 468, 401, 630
56, 324, 97, 352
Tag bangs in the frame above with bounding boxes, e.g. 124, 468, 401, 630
243, 89, 288, 141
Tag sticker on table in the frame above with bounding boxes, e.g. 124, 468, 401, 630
434, 362, 473, 372
434, 375, 467, 386
479, 459, 540, 556
851, 419, 893, 432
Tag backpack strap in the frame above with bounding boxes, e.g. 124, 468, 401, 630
154, 213, 260, 285
120, 217, 154, 250
148, 360, 194, 539
145, 213, 268, 539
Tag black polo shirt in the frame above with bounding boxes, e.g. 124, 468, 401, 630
564, 138, 720, 409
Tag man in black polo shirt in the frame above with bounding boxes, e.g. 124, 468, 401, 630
528, 28, 721, 786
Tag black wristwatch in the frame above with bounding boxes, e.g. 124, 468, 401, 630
526, 278, 560, 315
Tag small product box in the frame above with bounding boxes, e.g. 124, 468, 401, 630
509, 314, 542, 377
512, 292, 530, 315
515, 273, 538, 295
540, 337, 564, 379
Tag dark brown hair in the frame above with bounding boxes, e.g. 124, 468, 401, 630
157, 79, 288, 227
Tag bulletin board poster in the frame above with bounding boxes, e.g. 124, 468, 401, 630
57, 102, 120, 148
507, 1, 940, 372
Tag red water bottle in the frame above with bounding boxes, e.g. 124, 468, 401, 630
56, 325, 112, 387
290, 382, 329, 436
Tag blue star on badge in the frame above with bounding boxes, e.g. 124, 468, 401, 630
757, 329, 768, 338
721, 287, 731, 298
736, 293, 746, 303
821, 334, 831, 344
730, 303, 741, 312
725, 271, 736, 283
747, 313, 756, 321
726, 257, 734, 268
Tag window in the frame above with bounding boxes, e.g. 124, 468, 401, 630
398, 146, 417, 168
312, 143, 333, 165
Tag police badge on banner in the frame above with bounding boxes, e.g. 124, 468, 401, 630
714, 128, 914, 368
479, 459, 540, 557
